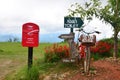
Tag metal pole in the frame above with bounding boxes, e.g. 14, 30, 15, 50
70, 28, 73, 33
70, 28, 73, 59
28, 47, 33, 69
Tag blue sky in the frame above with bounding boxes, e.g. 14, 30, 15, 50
0, 0, 114, 42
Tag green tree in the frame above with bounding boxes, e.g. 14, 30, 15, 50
8, 37, 12, 42
13, 37, 19, 42
68, 0, 120, 59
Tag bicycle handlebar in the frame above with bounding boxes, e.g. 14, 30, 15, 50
75, 29, 101, 35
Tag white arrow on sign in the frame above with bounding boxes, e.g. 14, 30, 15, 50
27, 30, 39, 35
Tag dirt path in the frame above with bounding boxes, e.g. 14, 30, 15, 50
0, 59, 25, 80
0, 60, 12, 80
68, 58, 120, 80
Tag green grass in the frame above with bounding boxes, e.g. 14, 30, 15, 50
3, 41, 119, 80
0, 42, 53, 80
0, 42, 75, 80
0, 42, 52, 59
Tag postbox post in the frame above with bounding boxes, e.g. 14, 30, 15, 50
28, 47, 33, 69
70, 28, 73, 33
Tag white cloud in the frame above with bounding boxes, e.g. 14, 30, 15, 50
0, 0, 74, 34
0, 0, 112, 41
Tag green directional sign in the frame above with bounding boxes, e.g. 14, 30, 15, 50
64, 17, 84, 28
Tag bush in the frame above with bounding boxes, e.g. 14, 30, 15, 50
44, 43, 70, 62
90, 41, 113, 57
91, 53, 101, 60
100, 38, 120, 57
100, 38, 114, 44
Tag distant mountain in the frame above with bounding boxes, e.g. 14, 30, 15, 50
40, 33, 63, 43
0, 33, 63, 43
0, 34, 15, 42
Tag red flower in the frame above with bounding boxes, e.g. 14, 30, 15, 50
90, 41, 112, 54
44, 43, 70, 59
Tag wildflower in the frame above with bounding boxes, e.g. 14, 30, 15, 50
90, 41, 112, 54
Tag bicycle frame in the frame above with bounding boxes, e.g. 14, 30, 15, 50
76, 29, 98, 74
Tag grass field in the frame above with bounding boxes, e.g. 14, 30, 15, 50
1, 41, 118, 80
0, 42, 77, 80
0, 42, 53, 80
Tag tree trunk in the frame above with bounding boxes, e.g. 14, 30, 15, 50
113, 30, 118, 59
113, 0, 119, 60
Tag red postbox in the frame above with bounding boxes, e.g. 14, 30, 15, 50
22, 22, 39, 47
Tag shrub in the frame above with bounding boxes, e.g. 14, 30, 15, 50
100, 38, 114, 44
91, 53, 101, 60
44, 43, 70, 62
100, 38, 120, 57
90, 41, 113, 57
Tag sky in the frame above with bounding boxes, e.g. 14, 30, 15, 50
0, 0, 114, 42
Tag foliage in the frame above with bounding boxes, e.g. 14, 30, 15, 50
68, 0, 101, 20
68, 0, 120, 58
90, 41, 113, 57
91, 53, 101, 60
99, 38, 120, 57
44, 43, 70, 62
100, 38, 114, 44
68, 0, 120, 26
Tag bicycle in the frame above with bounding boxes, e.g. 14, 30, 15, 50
76, 28, 100, 74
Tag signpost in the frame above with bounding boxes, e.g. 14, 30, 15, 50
62, 17, 84, 59
22, 22, 39, 69
64, 17, 84, 28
